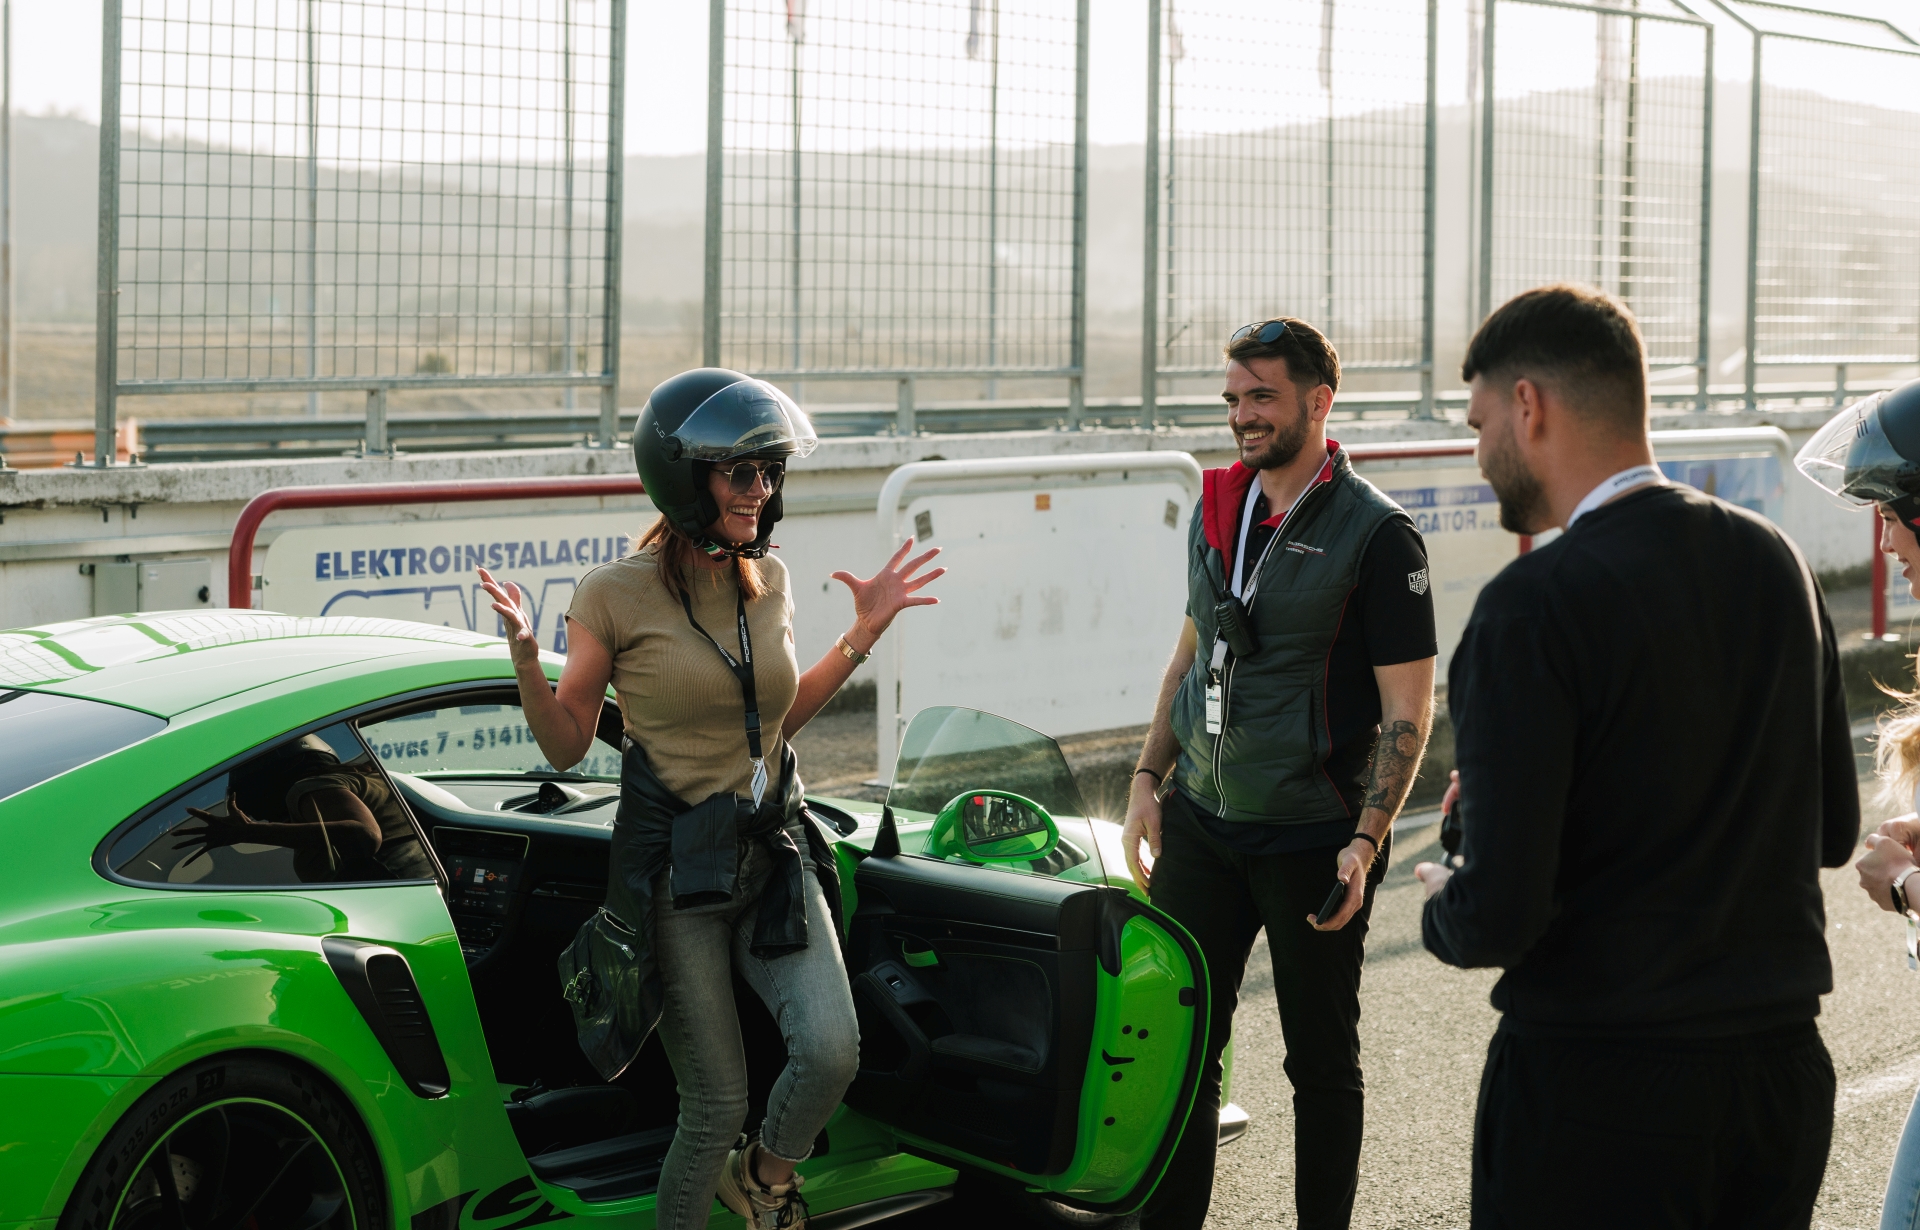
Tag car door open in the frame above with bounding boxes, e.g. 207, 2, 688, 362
843, 707, 1212, 1216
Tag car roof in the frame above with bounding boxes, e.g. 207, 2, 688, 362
0, 611, 511, 717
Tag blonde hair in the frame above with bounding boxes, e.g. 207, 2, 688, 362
634, 514, 768, 606
1876, 655, 1920, 804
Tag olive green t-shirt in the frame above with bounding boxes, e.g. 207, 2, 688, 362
566, 546, 799, 805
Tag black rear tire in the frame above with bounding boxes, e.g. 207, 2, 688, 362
59, 1052, 387, 1230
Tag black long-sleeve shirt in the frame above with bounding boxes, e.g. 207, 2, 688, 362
1423, 483, 1859, 1038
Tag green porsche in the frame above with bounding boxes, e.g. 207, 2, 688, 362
0, 611, 1235, 1230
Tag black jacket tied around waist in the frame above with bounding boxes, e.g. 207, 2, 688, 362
558, 736, 845, 1081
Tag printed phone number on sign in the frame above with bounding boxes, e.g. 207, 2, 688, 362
372, 725, 621, 779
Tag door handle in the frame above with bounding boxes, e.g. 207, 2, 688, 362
853, 971, 932, 1082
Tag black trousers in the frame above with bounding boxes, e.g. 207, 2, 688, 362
1471, 1022, 1835, 1230
1141, 790, 1387, 1230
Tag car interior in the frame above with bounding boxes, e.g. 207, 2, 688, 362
103, 684, 1129, 1206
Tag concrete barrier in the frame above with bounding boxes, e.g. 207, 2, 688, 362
0, 412, 1874, 689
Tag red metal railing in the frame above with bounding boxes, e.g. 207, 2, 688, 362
227, 476, 648, 609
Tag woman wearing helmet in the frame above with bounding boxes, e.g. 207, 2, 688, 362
1800, 377, 1920, 1230
481, 368, 944, 1230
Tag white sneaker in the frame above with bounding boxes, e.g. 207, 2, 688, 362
715, 1137, 809, 1229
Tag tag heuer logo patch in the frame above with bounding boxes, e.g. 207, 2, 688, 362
1408, 568, 1430, 595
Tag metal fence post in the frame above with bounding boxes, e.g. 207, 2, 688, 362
1478, 0, 1496, 323
703, 0, 724, 369
1069, 0, 1089, 430
897, 377, 916, 435
363, 388, 389, 455
92, 0, 122, 469
1698, 22, 1714, 412
1420, 0, 1438, 419
599, 0, 628, 449
304, 0, 319, 418
1140, 0, 1162, 432
1744, 34, 1761, 411
0, 0, 12, 439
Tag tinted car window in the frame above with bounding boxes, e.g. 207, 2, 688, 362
0, 690, 167, 803
107, 722, 436, 888
363, 701, 621, 780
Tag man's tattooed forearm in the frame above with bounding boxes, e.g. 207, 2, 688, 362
1362, 719, 1426, 816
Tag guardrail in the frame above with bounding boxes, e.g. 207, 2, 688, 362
227, 476, 650, 611
0, 381, 1890, 467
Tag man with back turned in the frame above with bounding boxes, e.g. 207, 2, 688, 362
1417, 284, 1859, 1228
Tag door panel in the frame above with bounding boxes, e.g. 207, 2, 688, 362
846, 849, 1208, 1214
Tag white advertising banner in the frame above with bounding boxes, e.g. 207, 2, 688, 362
260, 512, 638, 654
886, 476, 1196, 755
1358, 463, 1520, 675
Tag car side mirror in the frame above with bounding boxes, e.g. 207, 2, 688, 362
929, 790, 1059, 865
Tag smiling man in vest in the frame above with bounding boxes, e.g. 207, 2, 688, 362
1124, 317, 1438, 1229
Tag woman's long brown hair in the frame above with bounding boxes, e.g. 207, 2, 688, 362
1877, 671, 1920, 806
634, 514, 768, 605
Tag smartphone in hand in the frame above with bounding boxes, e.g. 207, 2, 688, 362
1317, 878, 1349, 924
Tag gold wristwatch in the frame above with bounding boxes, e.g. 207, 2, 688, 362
836, 635, 870, 666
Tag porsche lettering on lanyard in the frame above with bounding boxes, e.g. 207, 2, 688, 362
678, 561, 769, 808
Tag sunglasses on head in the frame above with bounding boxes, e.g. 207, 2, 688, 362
714, 459, 786, 494
1230, 320, 1292, 346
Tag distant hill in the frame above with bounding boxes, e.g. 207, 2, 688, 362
8, 83, 1916, 382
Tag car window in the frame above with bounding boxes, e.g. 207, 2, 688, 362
105, 722, 437, 888
0, 690, 167, 803
361, 701, 621, 781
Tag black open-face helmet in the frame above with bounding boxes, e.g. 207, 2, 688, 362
632, 368, 818, 559
1797, 378, 1920, 531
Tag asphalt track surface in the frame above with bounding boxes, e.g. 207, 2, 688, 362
884, 740, 1920, 1230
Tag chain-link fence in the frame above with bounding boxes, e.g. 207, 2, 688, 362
1142, 0, 1437, 423
1707, 0, 1920, 408
92, 0, 626, 464
1478, 0, 1713, 398
704, 0, 1089, 425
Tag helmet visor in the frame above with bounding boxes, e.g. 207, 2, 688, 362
1794, 390, 1916, 506
671, 379, 819, 463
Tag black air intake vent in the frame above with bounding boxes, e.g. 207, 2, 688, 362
323, 937, 452, 1097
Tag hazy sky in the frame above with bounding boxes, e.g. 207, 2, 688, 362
9, 0, 1918, 154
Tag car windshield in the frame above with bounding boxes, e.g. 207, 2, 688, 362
0, 690, 167, 804
886, 706, 1106, 881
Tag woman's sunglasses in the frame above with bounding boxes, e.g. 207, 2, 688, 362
715, 460, 786, 494
1230, 320, 1292, 346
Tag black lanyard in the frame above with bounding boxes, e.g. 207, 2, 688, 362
677, 560, 766, 802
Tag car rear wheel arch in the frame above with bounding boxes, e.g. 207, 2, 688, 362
58, 1049, 389, 1230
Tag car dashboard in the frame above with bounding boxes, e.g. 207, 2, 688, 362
390, 772, 623, 960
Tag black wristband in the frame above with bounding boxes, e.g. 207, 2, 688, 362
1349, 831, 1380, 854
1134, 767, 1164, 786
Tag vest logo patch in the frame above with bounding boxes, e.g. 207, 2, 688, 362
1409, 568, 1430, 595
1284, 540, 1326, 556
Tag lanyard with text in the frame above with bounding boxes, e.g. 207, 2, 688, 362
678, 561, 768, 808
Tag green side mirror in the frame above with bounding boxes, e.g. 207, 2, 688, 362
929, 789, 1059, 865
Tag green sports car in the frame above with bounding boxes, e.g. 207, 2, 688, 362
0, 611, 1236, 1230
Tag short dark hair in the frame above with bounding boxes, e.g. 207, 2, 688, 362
1461, 284, 1648, 432
1223, 317, 1342, 395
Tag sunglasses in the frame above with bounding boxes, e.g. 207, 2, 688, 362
1230, 320, 1292, 346
715, 460, 786, 494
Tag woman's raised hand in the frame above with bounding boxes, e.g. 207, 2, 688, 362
832, 537, 945, 646
478, 567, 542, 671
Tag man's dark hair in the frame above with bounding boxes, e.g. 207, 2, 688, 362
1223, 317, 1342, 395
1461, 284, 1648, 433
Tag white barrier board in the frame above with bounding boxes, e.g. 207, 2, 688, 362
876, 467, 1198, 770
260, 513, 637, 653
1358, 464, 1517, 676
